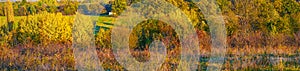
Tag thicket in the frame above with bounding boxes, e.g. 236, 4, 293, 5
0, 12, 73, 46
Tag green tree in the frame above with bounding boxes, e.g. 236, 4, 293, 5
39, 0, 58, 6
28, 4, 37, 15
112, 0, 127, 15
63, 1, 78, 15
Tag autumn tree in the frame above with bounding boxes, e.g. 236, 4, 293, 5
5, 0, 14, 31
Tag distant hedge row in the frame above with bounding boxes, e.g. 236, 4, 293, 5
0, 0, 78, 16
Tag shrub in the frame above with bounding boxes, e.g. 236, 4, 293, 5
17, 12, 73, 44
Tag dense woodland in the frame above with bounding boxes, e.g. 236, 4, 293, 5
0, 0, 300, 70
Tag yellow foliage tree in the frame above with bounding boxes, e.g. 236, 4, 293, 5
5, 0, 14, 31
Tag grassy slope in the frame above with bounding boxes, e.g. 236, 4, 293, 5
96, 16, 115, 28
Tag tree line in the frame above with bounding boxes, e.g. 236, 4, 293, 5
110, 0, 300, 47
0, 0, 79, 16
2, 0, 300, 47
